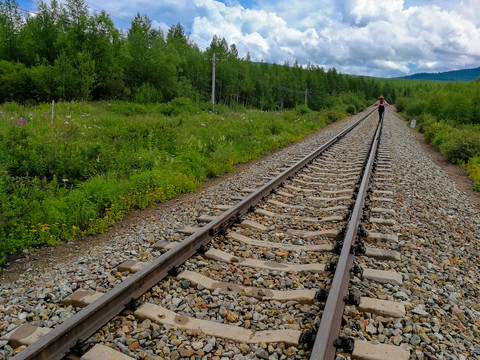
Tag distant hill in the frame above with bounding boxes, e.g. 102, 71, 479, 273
396, 67, 480, 81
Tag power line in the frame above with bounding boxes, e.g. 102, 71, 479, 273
84, 0, 131, 23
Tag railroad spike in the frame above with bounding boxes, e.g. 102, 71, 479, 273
350, 264, 364, 277
168, 266, 180, 277
218, 225, 227, 236
70, 339, 93, 357
299, 329, 316, 346
197, 244, 209, 254
326, 261, 337, 272
333, 336, 355, 353
343, 291, 360, 306
315, 288, 329, 302
355, 241, 366, 254
125, 297, 142, 311
234, 214, 242, 224
358, 226, 368, 238
333, 241, 343, 254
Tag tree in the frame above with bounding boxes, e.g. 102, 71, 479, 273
0, 0, 23, 61
19, 0, 60, 65
65, 0, 87, 26
85, 11, 124, 98
76, 50, 97, 100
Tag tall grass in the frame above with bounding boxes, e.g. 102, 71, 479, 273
0, 99, 346, 265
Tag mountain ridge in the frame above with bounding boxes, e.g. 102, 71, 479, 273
396, 67, 480, 81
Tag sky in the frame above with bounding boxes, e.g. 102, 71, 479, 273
17, 0, 480, 78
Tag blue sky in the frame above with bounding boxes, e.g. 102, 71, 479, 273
16, 0, 480, 78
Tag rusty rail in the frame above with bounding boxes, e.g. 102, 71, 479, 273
11, 109, 375, 360
309, 114, 384, 359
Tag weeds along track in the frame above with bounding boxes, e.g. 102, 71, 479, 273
4, 108, 413, 360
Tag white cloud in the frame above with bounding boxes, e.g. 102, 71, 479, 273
186, 0, 480, 76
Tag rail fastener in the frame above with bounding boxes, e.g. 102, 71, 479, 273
125, 297, 142, 311
325, 261, 337, 272
343, 291, 361, 306
315, 288, 329, 302
299, 329, 316, 346
70, 339, 93, 358
350, 264, 363, 277
354, 240, 366, 254
333, 336, 355, 353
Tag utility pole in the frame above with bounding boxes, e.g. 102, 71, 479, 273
205, 53, 221, 109
211, 52, 216, 107
304, 89, 311, 107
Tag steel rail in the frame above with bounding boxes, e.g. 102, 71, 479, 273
12, 109, 376, 360
309, 114, 384, 359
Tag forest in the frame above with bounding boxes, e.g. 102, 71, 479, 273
0, 0, 479, 265
0, 0, 402, 108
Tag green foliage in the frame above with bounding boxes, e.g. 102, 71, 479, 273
296, 105, 311, 115
466, 157, 480, 191
439, 129, 480, 164
0, 100, 344, 265
339, 91, 366, 113
346, 105, 356, 115
324, 109, 344, 123
399, 80, 480, 186
422, 121, 480, 164
134, 83, 162, 104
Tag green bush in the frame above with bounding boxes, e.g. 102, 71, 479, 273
440, 131, 480, 164
169, 97, 197, 115
324, 109, 344, 123
467, 157, 480, 191
423, 121, 448, 144
296, 105, 311, 115
346, 104, 356, 114
134, 83, 163, 104
395, 97, 408, 113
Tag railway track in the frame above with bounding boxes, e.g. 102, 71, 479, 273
2, 107, 478, 360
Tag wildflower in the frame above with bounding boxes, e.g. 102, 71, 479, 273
240, 134, 243, 138
66, 115, 71, 118
201, 123, 206, 127
62, 179, 69, 182
96, 156, 100, 162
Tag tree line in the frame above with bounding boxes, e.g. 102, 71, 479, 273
0, 0, 402, 109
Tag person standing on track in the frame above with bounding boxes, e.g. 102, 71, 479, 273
374, 95, 389, 120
